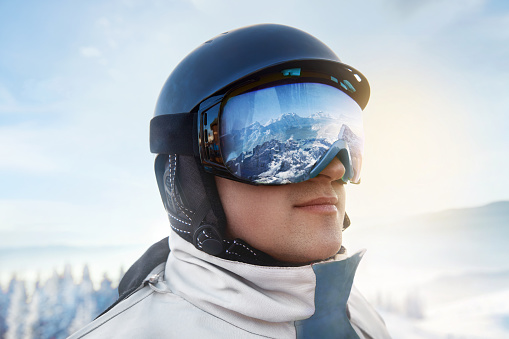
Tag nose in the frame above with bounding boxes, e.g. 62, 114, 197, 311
316, 157, 346, 182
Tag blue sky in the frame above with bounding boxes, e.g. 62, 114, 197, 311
0, 0, 508, 247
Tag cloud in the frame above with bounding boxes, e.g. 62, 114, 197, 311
0, 126, 61, 172
0, 84, 16, 107
388, 0, 486, 16
79, 46, 102, 58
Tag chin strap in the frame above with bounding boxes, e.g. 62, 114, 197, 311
343, 212, 351, 231
191, 198, 224, 255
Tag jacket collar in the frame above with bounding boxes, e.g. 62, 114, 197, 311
164, 230, 363, 337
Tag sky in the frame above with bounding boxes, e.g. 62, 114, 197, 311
0, 0, 508, 247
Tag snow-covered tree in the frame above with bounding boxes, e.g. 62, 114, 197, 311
5, 277, 28, 339
35, 267, 78, 339
67, 299, 95, 336
2, 264, 124, 338
23, 278, 42, 339
67, 265, 96, 336
0, 282, 10, 338
95, 273, 117, 316
405, 289, 424, 319
36, 271, 61, 339
58, 264, 78, 334
119, 266, 125, 284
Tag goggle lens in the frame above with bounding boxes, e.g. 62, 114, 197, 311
219, 82, 364, 184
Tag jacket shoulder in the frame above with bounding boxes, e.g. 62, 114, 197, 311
67, 263, 166, 339
67, 263, 268, 339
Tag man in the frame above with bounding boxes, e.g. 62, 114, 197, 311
68, 24, 391, 338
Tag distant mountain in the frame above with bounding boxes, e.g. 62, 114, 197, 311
224, 111, 361, 183
347, 201, 509, 271
0, 244, 144, 255
263, 112, 302, 127
387, 201, 509, 239
417, 201, 509, 230
225, 111, 348, 160
226, 137, 331, 183
420, 268, 509, 306
0, 244, 148, 287
310, 111, 333, 120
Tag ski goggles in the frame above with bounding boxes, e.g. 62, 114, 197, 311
197, 68, 364, 185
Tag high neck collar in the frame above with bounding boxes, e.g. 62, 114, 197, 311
164, 230, 363, 338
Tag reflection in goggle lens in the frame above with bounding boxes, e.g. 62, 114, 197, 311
220, 82, 364, 184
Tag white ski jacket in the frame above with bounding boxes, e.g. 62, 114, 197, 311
68, 230, 391, 339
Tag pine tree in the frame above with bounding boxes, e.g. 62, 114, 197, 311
5, 277, 28, 339
118, 266, 125, 286
37, 270, 61, 339
3, 263, 127, 338
405, 289, 424, 319
57, 264, 78, 336
95, 273, 117, 316
67, 265, 96, 336
24, 277, 43, 339
34, 268, 76, 339
0, 282, 9, 338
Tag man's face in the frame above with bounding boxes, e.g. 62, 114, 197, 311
215, 157, 346, 264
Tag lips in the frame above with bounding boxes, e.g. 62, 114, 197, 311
293, 197, 339, 214
294, 197, 339, 207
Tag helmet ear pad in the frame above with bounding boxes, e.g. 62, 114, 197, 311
156, 154, 227, 250
179, 155, 228, 237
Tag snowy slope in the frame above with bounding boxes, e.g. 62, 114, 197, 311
345, 201, 509, 338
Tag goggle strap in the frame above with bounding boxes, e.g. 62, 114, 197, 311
150, 113, 198, 156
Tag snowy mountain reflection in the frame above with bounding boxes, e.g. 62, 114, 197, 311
222, 112, 363, 184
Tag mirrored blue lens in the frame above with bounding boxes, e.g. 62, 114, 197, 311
220, 82, 363, 184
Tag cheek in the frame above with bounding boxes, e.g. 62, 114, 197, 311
224, 192, 287, 240
215, 179, 289, 241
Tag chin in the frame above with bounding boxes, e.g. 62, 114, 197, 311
280, 241, 342, 264
314, 245, 343, 261
313, 235, 343, 260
